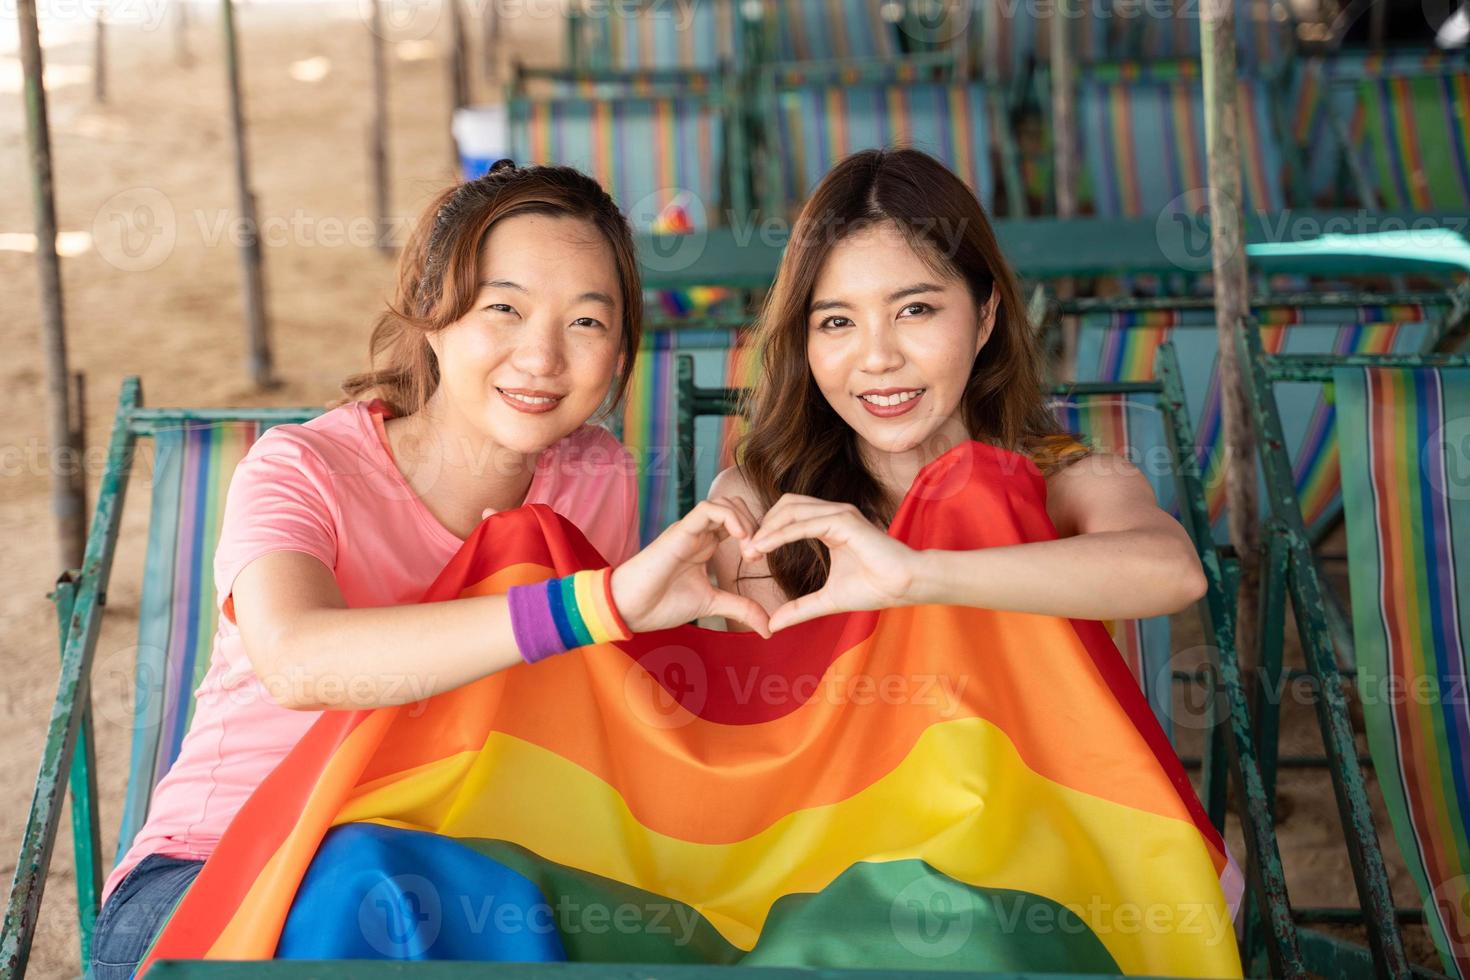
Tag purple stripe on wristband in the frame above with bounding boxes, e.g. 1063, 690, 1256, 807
508, 581, 566, 664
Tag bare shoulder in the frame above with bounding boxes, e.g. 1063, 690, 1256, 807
709, 465, 768, 519
1044, 450, 1166, 537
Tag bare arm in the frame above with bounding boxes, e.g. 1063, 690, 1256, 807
748, 452, 1209, 631
910, 452, 1207, 619
233, 498, 772, 710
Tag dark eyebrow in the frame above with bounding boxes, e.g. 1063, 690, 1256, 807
577, 291, 617, 309
480, 280, 615, 309
885, 282, 945, 303
809, 282, 946, 315
479, 279, 526, 293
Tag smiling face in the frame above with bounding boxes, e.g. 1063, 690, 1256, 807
805, 221, 999, 466
425, 212, 624, 457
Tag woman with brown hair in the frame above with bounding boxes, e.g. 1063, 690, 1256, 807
91, 161, 771, 980
711, 147, 1208, 629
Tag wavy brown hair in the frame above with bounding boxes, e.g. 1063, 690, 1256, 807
740, 148, 1088, 599
342, 160, 643, 417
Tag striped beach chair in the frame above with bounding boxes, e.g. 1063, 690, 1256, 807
1073, 299, 1451, 546
762, 78, 1017, 217
572, 0, 743, 74
509, 92, 736, 230
621, 325, 757, 545
762, 0, 902, 65
1, 380, 320, 972
1124, 0, 1292, 71
969, 0, 1292, 85
1289, 50, 1470, 207
1337, 363, 1470, 978
672, 346, 1303, 973
1238, 319, 1470, 978
1345, 62, 1470, 210
1069, 61, 1288, 218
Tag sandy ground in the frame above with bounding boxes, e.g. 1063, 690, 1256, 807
0, 4, 1442, 976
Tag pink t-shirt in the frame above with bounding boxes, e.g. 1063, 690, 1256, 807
104, 401, 639, 901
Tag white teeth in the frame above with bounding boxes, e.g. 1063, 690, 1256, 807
859, 390, 923, 407
502, 390, 558, 406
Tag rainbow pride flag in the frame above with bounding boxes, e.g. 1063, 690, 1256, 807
140, 442, 1242, 976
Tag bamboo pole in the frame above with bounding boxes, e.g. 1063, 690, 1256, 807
18, 0, 87, 571
221, 0, 276, 387
482, 0, 500, 87
447, 0, 471, 172
1199, 0, 1260, 696
1049, 0, 1078, 379
369, 0, 392, 255
175, 0, 193, 68
93, 11, 106, 103
448, 0, 471, 108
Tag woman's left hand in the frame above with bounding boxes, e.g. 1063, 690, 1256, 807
750, 494, 922, 632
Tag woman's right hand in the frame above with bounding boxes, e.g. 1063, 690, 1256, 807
610, 497, 772, 638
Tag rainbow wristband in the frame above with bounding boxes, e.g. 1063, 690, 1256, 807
507, 567, 633, 664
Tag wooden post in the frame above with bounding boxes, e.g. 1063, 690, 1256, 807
93, 11, 107, 104
18, 0, 87, 571
1049, 1, 1079, 379
447, 0, 472, 172
368, 0, 393, 255
221, 0, 275, 387
1200, 0, 1261, 688
175, 0, 193, 68
482, 0, 500, 87
448, 0, 471, 108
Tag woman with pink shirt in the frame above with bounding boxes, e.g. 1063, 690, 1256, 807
89, 161, 771, 979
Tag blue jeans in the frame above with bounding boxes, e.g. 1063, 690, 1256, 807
90, 853, 205, 980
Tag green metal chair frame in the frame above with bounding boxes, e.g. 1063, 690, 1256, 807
1235, 315, 1470, 979
1, 380, 323, 976
673, 348, 1306, 976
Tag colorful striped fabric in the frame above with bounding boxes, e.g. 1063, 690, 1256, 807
1337, 366, 1470, 978
115, 422, 270, 862
139, 443, 1242, 976
577, 0, 741, 71
766, 0, 900, 63
1357, 68, 1470, 209
1075, 306, 1437, 544
620, 327, 756, 544
1289, 51, 1467, 206
510, 95, 725, 231
1076, 61, 1286, 218
971, 0, 1289, 83
972, 0, 1107, 84
1049, 392, 1174, 738
769, 81, 997, 214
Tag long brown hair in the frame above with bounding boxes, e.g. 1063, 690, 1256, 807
740, 147, 1087, 598
342, 160, 643, 417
